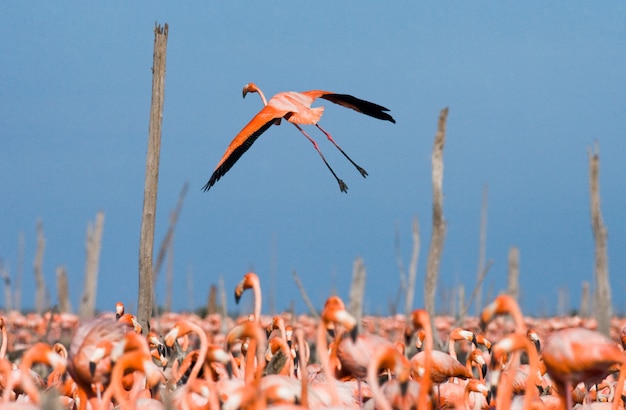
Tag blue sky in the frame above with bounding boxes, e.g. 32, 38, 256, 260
1, 3, 625, 317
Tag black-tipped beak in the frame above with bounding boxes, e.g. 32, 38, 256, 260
242, 89, 248, 99
472, 334, 477, 346
482, 364, 488, 378
533, 339, 541, 352
486, 390, 493, 405
349, 326, 358, 343
89, 361, 96, 377
157, 344, 167, 358
490, 385, 497, 401
234, 291, 242, 305
480, 320, 487, 333
115, 313, 121, 320
399, 380, 409, 396
225, 361, 234, 379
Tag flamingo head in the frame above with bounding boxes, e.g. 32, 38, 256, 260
242, 83, 260, 98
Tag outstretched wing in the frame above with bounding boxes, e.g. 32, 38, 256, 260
319, 93, 396, 123
203, 106, 286, 191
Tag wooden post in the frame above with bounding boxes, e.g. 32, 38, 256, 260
404, 217, 420, 317
56, 266, 72, 313
507, 246, 520, 301
0, 261, 11, 311
424, 107, 448, 343
79, 211, 104, 320
580, 281, 590, 317
34, 219, 46, 314
474, 185, 488, 315
588, 144, 611, 336
15, 232, 24, 312
349, 257, 366, 325
137, 23, 168, 334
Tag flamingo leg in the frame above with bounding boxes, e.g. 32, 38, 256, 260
292, 123, 348, 193
315, 124, 368, 178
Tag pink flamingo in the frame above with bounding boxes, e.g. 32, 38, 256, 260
542, 327, 625, 410
203, 82, 395, 193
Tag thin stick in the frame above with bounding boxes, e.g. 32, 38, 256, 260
137, 23, 168, 334
153, 182, 188, 279
291, 270, 319, 318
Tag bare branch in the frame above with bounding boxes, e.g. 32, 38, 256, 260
291, 270, 319, 318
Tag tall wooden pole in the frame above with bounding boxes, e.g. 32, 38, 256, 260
137, 23, 168, 333
588, 144, 611, 336
424, 107, 448, 344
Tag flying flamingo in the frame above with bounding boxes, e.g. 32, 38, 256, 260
203, 82, 395, 193
541, 327, 626, 410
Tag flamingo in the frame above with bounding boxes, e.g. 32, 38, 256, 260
406, 309, 435, 409
99, 349, 164, 410
480, 294, 527, 335
0, 317, 7, 359
234, 272, 262, 323
203, 82, 395, 193
2, 342, 66, 406
541, 327, 626, 410
366, 344, 415, 410
447, 327, 477, 361
67, 315, 129, 410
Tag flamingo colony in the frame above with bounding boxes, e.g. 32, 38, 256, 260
0, 273, 625, 409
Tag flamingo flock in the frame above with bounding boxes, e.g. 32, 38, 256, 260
0, 278, 625, 409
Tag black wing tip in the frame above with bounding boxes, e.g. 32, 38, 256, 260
202, 173, 221, 192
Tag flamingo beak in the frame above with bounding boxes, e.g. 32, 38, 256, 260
89, 361, 97, 377
349, 325, 358, 343
399, 380, 409, 396
225, 361, 234, 379
482, 363, 488, 378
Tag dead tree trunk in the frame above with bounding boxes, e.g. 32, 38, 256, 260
474, 185, 488, 316
349, 257, 367, 325
588, 144, 611, 336
153, 182, 188, 280
580, 281, 590, 317
15, 233, 24, 312
0, 261, 11, 311
404, 217, 421, 317
79, 211, 104, 320
425, 108, 448, 341
507, 246, 520, 301
56, 266, 72, 313
137, 23, 168, 334
34, 220, 46, 314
